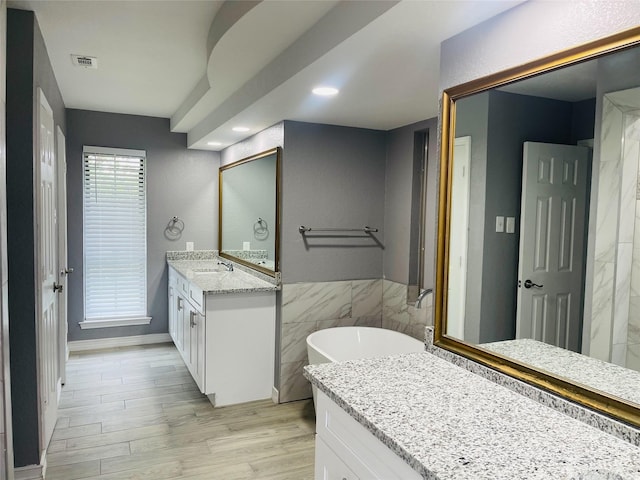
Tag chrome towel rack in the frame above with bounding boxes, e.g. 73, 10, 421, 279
298, 226, 378, 234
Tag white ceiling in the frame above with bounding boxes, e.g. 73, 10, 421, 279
498, 60, 598, 102
8, 0, 525, 150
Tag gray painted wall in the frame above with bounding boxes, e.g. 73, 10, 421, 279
221, 119, 436, 288
222, 121, 387, 284
480, 91, 575, 343
454, 92, 490, 343
66, 109, 219, 342
572, 98, 597, 143
440, 2, 640, 92
440, 0, 636, 344
383, 117, 438, 289
454, 90, 592, 344
282, 121, 386, 284
6, 8, 66, 468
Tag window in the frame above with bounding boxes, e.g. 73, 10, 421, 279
81, 146, 150, 329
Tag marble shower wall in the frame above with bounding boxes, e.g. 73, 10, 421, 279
382, 279, 433, 340
590, 89, 640, 372
589, 96, 622, 363
277, 278, 434, 403
627, 111, 640, 370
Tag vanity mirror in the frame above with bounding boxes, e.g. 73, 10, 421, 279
219, 147, 280, 277
436, 27, 640, 427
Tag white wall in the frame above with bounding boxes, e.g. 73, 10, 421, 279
440, 1, 640, 92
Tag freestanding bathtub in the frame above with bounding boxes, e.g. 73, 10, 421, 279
306, 326, 425, 406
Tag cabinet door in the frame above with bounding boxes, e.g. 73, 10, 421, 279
181, 299, 191, 359
175, 294, 185, 353
315, 436, 360, 480
189, 310, 206, 392
168, 284, 176, 342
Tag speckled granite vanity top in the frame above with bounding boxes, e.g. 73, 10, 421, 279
482, 338, 640, 406
167, 255, 278, 294
304, 352, 640, 480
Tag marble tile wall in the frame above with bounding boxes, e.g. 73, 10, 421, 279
278, 279, 383, 402
592, 99, 640, 372
277, 278, 434, 403
627, 112, 640, 371
589, 97, 622, 362
382, 279, 433, 340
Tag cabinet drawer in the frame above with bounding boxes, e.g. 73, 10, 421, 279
178, 274, 189, 296
189, 283, 204, 314
316, 391, 421, 480
315, 436, 359, 480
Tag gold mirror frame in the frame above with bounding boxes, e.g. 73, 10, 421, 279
218, 147, 281, 277
435, 26, 640, 428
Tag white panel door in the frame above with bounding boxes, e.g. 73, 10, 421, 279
516, 142, 589, 352
447, 136, 471, 340
56, 126, 68, 385
36, 89, 59, 451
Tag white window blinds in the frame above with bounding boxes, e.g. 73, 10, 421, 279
83, 146, 149, 325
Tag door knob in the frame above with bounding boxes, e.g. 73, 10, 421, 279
61, 267, 74, 276
53, 282, 63, 293
523, 279, 543, 289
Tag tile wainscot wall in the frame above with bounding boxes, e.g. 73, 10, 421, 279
278, 279, 433, 403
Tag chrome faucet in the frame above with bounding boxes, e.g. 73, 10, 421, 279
218, 260, 234, 272
415, 288, 433, 309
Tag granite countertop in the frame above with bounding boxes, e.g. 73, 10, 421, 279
168, 259, 279, 294
304, 352, 640, 480
481, 338, 640, 406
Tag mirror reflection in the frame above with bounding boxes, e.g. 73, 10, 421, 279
407, 129, 429, 304
219, 148, 280, 276
446, 44, 640, 407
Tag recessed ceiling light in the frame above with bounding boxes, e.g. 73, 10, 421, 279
232, 126, 250, 132
207, 141, 221, 146
312, 86, 339, 96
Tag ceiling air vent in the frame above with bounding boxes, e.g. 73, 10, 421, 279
71, 54, 98, 69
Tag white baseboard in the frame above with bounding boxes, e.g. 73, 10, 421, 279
272, 386, 279, 404
14, 463, 43, 480
68, 333, 172, 352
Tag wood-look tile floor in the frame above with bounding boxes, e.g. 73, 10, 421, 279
47, 343, 316, 480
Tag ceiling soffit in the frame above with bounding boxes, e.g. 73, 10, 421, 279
172, 0, 399, 144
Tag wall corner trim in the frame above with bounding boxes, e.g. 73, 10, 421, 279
68, 333, 171, 352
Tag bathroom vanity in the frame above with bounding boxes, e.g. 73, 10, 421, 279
304, 352, 640, 479
167, 251, 278, 406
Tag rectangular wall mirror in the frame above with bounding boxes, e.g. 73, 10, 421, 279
436, 27, 640, 428
219, 147, 281, 277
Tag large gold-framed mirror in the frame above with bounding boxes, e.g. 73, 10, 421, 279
219, 147, 281, 277
436, 26, 640, 428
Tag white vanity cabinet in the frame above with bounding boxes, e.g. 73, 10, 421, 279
168, 268, 179, 347
168, 265, 276, 406
315, 391, 421, 480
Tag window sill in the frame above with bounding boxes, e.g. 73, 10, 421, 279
80, 316, 152, 329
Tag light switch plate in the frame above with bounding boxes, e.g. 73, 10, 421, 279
186, 241, 194, 251
496, 216, 504, 233
506, 217, 516, 234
